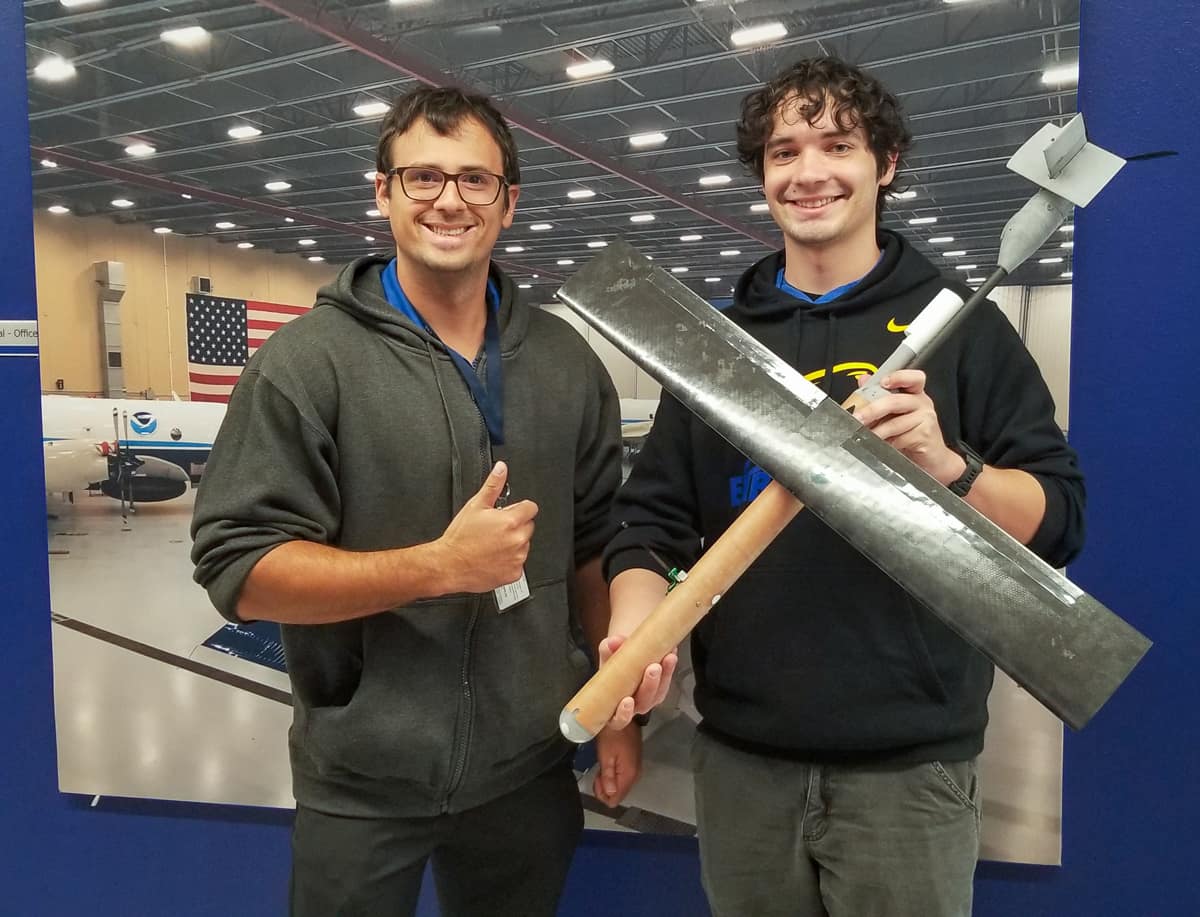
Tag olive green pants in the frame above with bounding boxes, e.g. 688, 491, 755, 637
693, 731, 981, 917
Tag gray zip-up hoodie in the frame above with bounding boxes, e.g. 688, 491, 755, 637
191, 256, 621, 817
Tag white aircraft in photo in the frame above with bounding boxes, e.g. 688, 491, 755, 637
619, 398, 658, 480
41, 395, 225, 507
619, 397, 658, 441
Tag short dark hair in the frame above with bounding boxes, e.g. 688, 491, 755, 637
374, 86, 521, 190
736, 57, 912, 220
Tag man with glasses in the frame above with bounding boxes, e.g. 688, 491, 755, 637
192, 86, 653, 917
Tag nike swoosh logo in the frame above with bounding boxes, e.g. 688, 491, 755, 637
887, 318, 908, 333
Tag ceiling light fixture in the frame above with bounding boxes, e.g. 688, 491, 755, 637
264, 180, 292, 192
161, 26, 209, 47
629, 132, 668, 148
125, 143, 156, 157
111, 198, 134, 208
909, 216, 938, 225
1042, 62, 1080, 86
699, 174, 731, 186
153, 226, 172, 234
566, 59, 614, 79
228, 125, 263, 140
47, 205, 70, 214
33, 56, 76, 82
730, 22, 787, 47
353, 101, 390, 118
567, 189, 596, 200
630, 213, 655, 223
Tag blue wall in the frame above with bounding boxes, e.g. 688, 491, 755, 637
2, 2, 1194, 913
970, 2, 1199, 914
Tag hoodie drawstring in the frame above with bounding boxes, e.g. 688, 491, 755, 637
426, 341, 464, 510
822, 313, 838, 396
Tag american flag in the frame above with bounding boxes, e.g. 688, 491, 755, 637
186, 294, 310, 403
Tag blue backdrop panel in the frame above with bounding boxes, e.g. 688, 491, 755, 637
1, 2, 1195, 915
973, 2, 1200, 914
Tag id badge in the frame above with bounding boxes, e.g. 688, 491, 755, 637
494, 573, 530, 612
491, 475, 531, 612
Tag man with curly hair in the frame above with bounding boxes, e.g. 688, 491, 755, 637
603, 57, 1085, 916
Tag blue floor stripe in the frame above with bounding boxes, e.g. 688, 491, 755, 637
201, 621, 287, 672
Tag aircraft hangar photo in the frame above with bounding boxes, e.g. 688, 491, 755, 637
1, 2, 1191, 916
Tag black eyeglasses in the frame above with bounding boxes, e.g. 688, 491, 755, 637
384, 166, 508, 206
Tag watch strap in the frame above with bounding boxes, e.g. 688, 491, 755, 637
947, 441, 985, 497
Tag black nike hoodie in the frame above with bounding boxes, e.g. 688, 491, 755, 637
605, 231, 1085, 763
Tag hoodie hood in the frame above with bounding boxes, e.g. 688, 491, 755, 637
729, 229, 943, 320
312, 254, 529, 355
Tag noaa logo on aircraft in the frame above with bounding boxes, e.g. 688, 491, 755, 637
130, 411, 158, 436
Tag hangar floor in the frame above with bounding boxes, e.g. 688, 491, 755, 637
45, 486, 1062, 859
48, 489, 294, 808
45, 488, 693, 832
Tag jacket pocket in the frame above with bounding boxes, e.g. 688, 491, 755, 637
299, 599, 470, 787
695, 568, 952, 735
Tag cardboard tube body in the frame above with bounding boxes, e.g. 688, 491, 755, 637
559, 480, 802, 742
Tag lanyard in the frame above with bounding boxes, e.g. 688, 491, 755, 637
382, 259, 505, 445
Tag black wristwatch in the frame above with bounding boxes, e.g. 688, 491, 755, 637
947, 441, 985, 497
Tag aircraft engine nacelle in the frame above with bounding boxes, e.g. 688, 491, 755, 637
43, 440, 112, 494
99, 454, 190, 503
